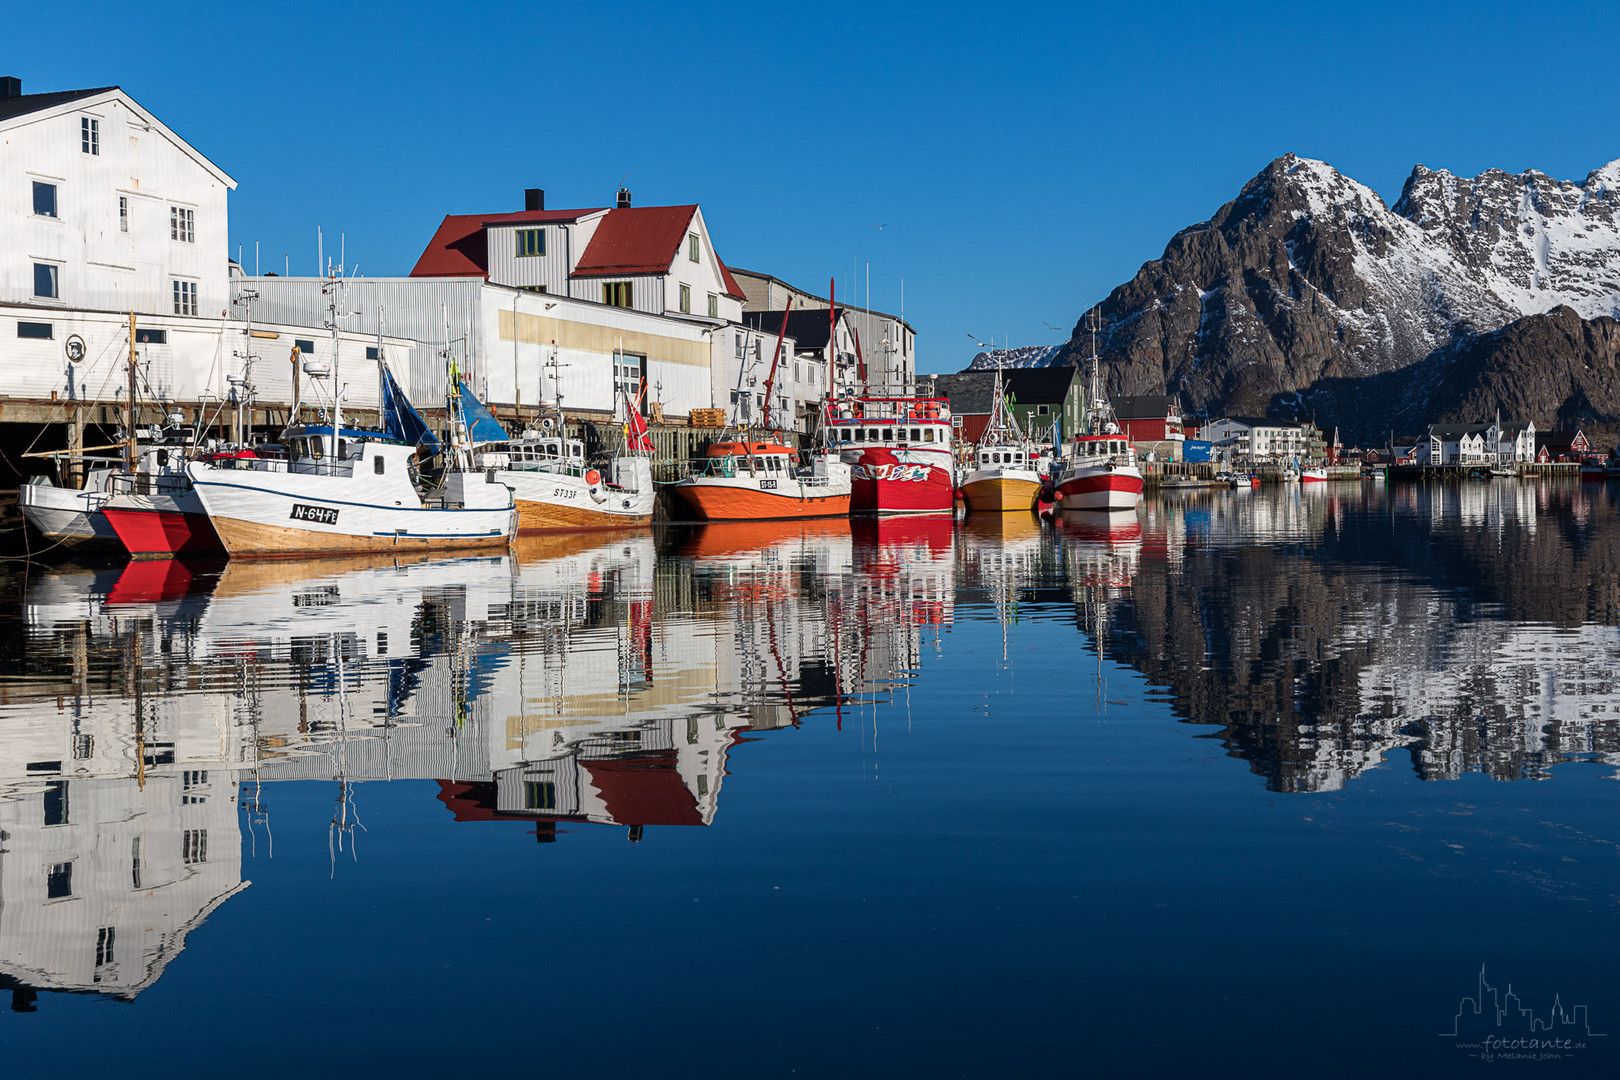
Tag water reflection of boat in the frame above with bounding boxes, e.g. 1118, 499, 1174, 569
672, 517, 854, 560
1057, 510, 1142, 587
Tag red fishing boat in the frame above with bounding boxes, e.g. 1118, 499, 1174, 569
824, 396, 955, 514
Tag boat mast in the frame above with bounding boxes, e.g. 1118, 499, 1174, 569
327, 273, 342, 450
126, 312, 138, 471
761, 302, 792, 432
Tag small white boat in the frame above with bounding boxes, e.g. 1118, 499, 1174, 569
19, 466, 119, 547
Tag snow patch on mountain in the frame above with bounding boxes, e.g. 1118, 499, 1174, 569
967, 344, 1065, 370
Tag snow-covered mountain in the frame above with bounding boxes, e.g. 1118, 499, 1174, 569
966, 344, 1064, 370
1040, 153, 1620, 440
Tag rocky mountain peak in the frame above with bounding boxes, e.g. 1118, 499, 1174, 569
1042, 153, 1620, 441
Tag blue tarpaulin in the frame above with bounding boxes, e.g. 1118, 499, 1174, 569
459, 380, 509, 446
380, 366, 440, 453
1183, 439, 1214, 463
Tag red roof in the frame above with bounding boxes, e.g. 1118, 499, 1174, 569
583, 751, 703, 827
410, 208, 606, 278
716, 256, 746, 300
571, 205, 698, 278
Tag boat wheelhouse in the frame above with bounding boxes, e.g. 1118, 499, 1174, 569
1054, 434, 1144, 512
824, 396, 955, 515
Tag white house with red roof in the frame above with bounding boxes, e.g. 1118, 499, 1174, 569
243, 187, 807, 426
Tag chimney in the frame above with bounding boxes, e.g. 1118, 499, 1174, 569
0, 77, 21, 100
524, 187, 544, 212
616, 187, 633, 209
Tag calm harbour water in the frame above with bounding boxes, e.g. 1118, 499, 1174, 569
2, 481, 1620, 1076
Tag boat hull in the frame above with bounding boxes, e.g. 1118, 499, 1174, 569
498, 469, 654, 532
850, 461, 954, 515
1056, 467, 1145, 512
103, 490, 223, 558
189, 464, 513, 558
19, 482, 119, 548
959, 472, 1041, 513
673, 479, 850, 521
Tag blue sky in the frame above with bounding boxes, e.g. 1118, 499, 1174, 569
11, 0, 1620, 373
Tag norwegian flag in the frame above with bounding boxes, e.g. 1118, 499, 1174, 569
624, 386, 655, 452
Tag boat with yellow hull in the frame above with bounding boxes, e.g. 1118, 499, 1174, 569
959, 473, 1041, 512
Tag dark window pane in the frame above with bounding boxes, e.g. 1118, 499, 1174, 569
33, 264, 57, 298
32, 181, 56, 217
17, 322, 54, 340
43, 781, 68, 826
47, 861, 72, 899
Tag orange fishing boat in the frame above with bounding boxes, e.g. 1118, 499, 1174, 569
672, 440, 852, 520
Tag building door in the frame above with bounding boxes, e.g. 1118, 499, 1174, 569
615, 352, 646, 414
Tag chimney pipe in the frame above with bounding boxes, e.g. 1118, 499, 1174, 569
524, 188, 544, 212
0, 77, 21, 100
616, 187, 632, 209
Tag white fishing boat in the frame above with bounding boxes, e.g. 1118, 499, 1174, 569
476, 380, 655, 532
19, 464, 120, 548
1052, 315, 1143, 513
188, 281, 514, 557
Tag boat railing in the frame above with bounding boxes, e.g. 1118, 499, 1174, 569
109, 472, 193, 496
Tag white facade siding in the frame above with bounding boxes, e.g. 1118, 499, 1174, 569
1, 90, 235, 321
242, 277, 716, 419
241, 275, 484, 403
0, 304, 402, 412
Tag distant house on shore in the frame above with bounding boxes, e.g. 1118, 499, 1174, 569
1535, 430, 1591, 462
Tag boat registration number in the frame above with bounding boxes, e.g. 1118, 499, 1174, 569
760, 479, 777, 490
290, 503, 340, 525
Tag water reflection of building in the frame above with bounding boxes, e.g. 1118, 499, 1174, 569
3, 567, 250, 1007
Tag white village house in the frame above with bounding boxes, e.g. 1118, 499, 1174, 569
1196, 417, 1309, 464
1415, 420, 1536, 466
0, 76, 403, 433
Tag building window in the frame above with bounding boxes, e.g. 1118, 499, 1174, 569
172, 280, 198, 316
47, 861, 73, 900
524, 781, 557, 810
169, 205, 195, 243
515, 228, 544, 257
96, 926, 116, 967
134, 328, 167, 344
679, 284, 690, 313
34, 263, 59, 299
615, 354, 643, 405
707, 293, 718, 318
82, 116, 99, 154
119, 195, 128, 232
182, 829, 208, 865
33, 181, 57, 217
18, 321, 53, 340
43, 781, 69, 826
602, 281, 632, 308
295, 338, 316, 355
688, 232, 700, 262
1037, 404, 1050, 415
734, 334, 746, 359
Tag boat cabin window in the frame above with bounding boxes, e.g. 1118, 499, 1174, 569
882, 428, 893, 441
571, 444, 583, 459
310, 438, 324, 461
923, 429, 935, 442
897, 428, 909, 442
337, 438, 348, 459
374, 455, 385, 475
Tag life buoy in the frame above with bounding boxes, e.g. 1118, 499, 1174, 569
584, 468, 601, 485
584, 468, 607, 503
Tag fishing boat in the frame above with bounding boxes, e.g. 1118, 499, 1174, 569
957, 369, 1043, 513
672, 438, 851, 520
672, 305, 851, 521
823, 395, 955, 514
1052, 317, 1143, 513
476, 380, 655, 532
19, 463, 120, 549
187, 282, 514, 556
1300, 466, 1327, 483
101, 440, 230, 558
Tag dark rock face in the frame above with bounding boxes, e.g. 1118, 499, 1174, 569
1048, 154, 1620, 442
